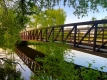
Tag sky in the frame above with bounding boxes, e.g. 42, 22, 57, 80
54, 3, 107, 24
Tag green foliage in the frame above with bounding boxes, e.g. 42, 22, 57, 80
0, 6, 21, 49
91, 17, 97, 21
0, 0, 26, 49
0, 0, 107, 49
17, 0, 107, 18
0, 58, 24, 80
28, 9, 66, 28
101, 16, 107, 27
29, 42, 107, 80
90, 16, 107, 28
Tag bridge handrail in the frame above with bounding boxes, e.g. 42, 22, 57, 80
21, 19, 107, 33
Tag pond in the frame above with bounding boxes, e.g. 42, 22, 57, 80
0, 46, 107, 80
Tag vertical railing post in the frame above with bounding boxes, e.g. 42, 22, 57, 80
29, 31, 30, 40
27, 32, 29, 40
61, 26, 64, 42
34, 31, 36, 40
30, 31, 31, 40
52, 27, 54, 41
45, 29, 47, 41
23, 33, 25, 40
22, 33, 24, 40
24, 32, 25, 40
78, 30, 80, 42
27, 32, 28, 40
24, 32, 27, 40
32, 30, 35, 40
93, 24, 98, 51
41, 30, 42, 41
102, 29, 104, 45
88, 32, 90, 43
35, 30, 37, 40
74, 25, 77, 47
31, 31, 32, 40
31, 30, 33, 40
36, 30, 38, 40
29, 31, 31, 40
28, 31, 30, 40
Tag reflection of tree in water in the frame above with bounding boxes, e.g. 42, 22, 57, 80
0, 49, 24, 80
0, 58, 24, 80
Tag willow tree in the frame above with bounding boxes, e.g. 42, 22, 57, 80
28, 9, 66, 28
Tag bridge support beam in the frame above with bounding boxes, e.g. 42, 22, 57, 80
93, 24, 98, 51
74, 25, 77, 47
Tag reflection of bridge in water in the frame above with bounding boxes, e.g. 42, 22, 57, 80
15, 20, 107, 73
15, 45, 44, 73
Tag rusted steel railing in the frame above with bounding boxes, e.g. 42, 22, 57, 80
20, 20, 107, 53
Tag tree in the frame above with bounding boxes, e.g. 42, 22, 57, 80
0, 0, 107, 49
0, 1, 23, 49
28, 9, 66, 28
91, 17, 97, 21
91, 16, 107, 27
17, 0, 107, 18
101, 16, 107, 27
0, 0, 107, 79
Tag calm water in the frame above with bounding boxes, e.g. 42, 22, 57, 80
65, 50, 107, 72
16, 55, 32, 80
0, 48, 107, 80
0, 49, 31, 80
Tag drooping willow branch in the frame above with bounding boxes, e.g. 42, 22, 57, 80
0, 58, 25, 71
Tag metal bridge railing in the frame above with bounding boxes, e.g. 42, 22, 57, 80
20, 20, 107, 53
